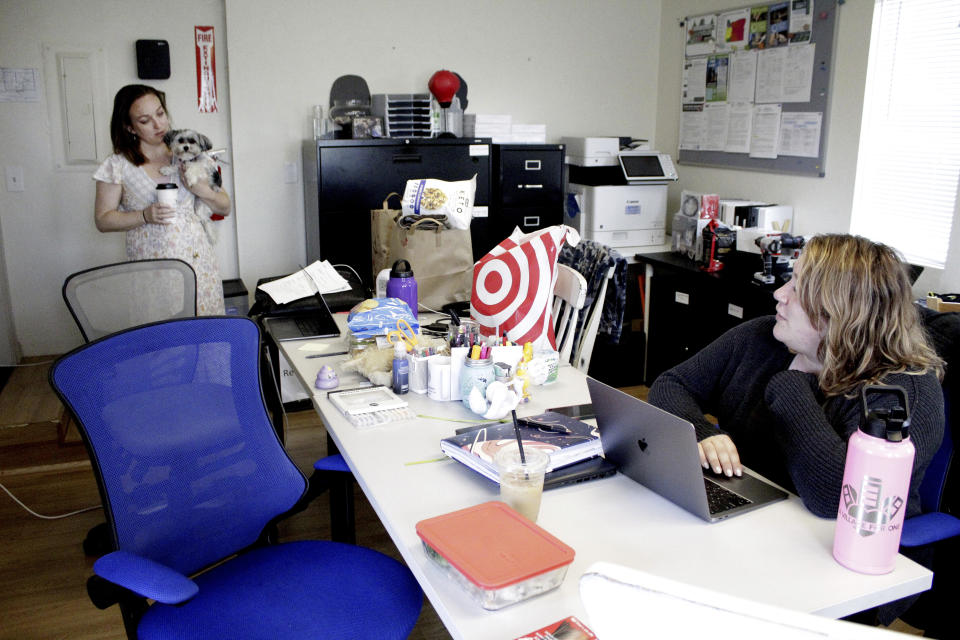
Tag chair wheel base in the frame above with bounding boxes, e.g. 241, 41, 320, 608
83, 521, 112, 557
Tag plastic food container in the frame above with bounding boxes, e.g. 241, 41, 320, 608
415, 501, 575, 610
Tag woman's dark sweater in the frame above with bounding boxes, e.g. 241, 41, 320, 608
647, 316, 944, 521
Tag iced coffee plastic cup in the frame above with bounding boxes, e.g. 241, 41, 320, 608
495, 447, 549, 523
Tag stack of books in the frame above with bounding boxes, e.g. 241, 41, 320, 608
441, 411, 603, 482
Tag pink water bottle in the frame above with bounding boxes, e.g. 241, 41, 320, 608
833, 385, 915, 574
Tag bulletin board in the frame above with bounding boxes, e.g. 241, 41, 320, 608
677, 0, 838, 177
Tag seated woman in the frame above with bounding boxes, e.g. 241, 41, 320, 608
649, 234, 945, 625
648, 234, 944, 521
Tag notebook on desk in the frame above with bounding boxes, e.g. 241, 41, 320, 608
263, 294, 341, 341
586, 378, 787, 522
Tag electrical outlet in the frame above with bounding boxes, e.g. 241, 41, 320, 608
5, 166, 24, 192
283, 162, 298, 184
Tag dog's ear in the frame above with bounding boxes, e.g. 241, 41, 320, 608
198, 134, 213, 151
163, 130, 178, 147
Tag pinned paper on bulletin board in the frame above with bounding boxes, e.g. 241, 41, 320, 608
195, 26, 218, 113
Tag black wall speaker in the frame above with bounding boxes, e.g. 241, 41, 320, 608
136, 40, 170, 80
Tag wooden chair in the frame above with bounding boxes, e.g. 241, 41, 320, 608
572, 264, 616, 373
553, 264, 588, 366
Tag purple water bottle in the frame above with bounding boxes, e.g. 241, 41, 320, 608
833, 385, 915, 574
387, 259, 418, 319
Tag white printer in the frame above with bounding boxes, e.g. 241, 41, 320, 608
562, 137, 678, 248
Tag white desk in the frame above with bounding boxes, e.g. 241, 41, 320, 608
277, 316, 932, 640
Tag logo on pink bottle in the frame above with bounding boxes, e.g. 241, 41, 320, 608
839, 475, 905, 537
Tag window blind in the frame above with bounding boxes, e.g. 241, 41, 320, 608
850, 0, 960, 269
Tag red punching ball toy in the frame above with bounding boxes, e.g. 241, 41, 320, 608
428, 70, 460, 108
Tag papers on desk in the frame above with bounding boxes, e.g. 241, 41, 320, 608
579, 562, 900, 640
257, 260, 351, 305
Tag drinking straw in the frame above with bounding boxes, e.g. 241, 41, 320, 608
511, 409, 526, 463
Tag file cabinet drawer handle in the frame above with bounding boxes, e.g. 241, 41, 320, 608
523, 216, 541, 227
524, 159, 542, 171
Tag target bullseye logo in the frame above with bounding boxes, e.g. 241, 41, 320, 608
472, 227, 575, 348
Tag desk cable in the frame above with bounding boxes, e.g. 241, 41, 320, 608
0, 480, 101, 520
0, 359, 101, 519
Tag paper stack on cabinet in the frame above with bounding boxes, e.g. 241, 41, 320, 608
464, 113, 512, 141
510, 123, 547, 143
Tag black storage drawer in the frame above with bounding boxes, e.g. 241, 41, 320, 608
637, 252, 778, 385
492, 206, 564, 242
497, 145, 564, 207
303, 138, 494, 288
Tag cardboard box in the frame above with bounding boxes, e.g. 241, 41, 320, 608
926, 295, 960, 313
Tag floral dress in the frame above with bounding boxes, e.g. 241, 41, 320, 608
93, 154, 225, 314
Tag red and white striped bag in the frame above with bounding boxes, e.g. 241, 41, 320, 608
470, 225, 580, 350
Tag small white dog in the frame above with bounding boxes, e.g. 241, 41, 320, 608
161, 128, 222, 244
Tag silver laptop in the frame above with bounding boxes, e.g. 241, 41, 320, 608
587, 378, 788, 522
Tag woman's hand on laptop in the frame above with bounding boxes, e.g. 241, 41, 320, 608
698, 435, 742, 478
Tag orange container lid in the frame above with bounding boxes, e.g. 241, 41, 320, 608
415, 501, 575, 590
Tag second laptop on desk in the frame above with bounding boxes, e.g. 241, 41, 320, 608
262, 293, 341, 341
586, 378, 787, 522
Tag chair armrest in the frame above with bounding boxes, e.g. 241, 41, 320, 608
900, 512, 960, 547
93, 550, 199, 605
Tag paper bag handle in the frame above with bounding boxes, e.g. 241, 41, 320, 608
381, 192, 401, 210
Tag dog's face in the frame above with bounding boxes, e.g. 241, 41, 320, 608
163, 129, 212, 161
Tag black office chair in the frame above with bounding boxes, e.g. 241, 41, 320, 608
62, 258, 197, 342
49, 316, 422, 639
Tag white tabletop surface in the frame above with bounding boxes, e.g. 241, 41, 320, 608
277, 314, 932, 640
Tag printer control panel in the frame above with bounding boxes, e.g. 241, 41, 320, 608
619, 151, 678, 183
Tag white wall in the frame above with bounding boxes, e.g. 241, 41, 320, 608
656, 0, 959, 293
224, 0, 664, 295
0, 0, 237, 357
2, 0, 956, 359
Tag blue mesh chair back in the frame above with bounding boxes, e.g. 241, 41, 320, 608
51, 316, 305, 575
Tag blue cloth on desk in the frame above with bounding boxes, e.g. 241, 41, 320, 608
558, 239, 629, 344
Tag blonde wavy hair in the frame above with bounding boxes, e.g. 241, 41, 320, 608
794, 234, 943, 396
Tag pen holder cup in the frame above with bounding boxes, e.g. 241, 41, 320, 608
448, 346, 468, 401
410, 354, 430, 394
448, 320, 481, 349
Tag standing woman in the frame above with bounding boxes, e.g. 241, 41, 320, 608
93, 84, 230, 314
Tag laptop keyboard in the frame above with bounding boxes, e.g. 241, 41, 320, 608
704, 477, 752, 513
295, 317, 323, 334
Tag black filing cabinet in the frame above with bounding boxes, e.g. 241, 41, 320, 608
636, 252, 778, 385
302, 138, 494, 289
492, 144, 565, 241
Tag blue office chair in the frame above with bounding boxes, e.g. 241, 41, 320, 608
900, 391, 959, 547
902, 307, 960, 548
897, 307, 960, 637
49, 316, 422, 640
